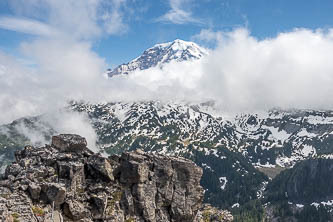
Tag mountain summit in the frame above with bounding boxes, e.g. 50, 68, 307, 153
107, 39, 208, 77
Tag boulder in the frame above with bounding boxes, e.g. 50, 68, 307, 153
194, 204, 234, 222
28, 182, 41, 200
57, 161, 84, 179
119, 151, 149, 184
51, 134, 87, 153
87, 155, 114, 181
41, 183, 66, 207
64, 199, 89, 220
5, 163, 21, 178
90, 194, 107, 216
44, 211, 63, 222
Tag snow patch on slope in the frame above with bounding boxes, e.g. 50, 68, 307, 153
219, 177, 228, 190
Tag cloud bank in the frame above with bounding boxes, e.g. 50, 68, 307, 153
197, 28, 333, 111
2, 28, 333, 124
124, 28, 333, 111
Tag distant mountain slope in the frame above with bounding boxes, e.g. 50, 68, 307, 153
264, 158, 333, 221
106, 39, 208, 77
266, 158, 333, 204
69, 102, 333, 168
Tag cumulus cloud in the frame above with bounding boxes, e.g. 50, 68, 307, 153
157, 0, 201, 24
198, 28, 333, 111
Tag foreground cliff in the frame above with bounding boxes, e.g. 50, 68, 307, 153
0, 134, 232, 222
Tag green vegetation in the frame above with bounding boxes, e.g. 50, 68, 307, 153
262, 158, 333, 221
187, 146, 268, 209
0, 193, 10, 199
232, 200, 265, 222
202, 210, 211, 222
107, 191, 123, 215
11, 212, 20, 222
295, 205, 332, 222
32, 205, 45, 216
125, 217, 135, 222
266, 158, 333, 204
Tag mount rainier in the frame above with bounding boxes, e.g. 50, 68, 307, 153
106, 39, 208, 77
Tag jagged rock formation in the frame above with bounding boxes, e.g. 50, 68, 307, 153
0, 134, 232, 222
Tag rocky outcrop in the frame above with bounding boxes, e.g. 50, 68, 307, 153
194, 204, 233, 222
0, 134, 232, 222
118, 149, 204, 221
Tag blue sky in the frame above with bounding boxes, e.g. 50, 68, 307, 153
1, 0, 333, 67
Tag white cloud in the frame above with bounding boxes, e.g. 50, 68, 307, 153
0, 16, 59, 37
102, 0, 129, 35
157, 0, 201, 24
4, 0, 130, 39
40, 110, 98, 152
192, 29, 223, 45
200, 28, 333, 111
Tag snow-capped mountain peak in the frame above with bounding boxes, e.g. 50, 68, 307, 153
107, 39, 208, 77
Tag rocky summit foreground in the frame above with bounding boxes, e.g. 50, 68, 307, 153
0, 134, 232, 222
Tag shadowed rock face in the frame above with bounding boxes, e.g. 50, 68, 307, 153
0, 134, 231, 222
117, 150, 204, 221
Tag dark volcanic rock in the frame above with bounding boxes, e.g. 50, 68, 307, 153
41, 182, 66, 208
87, 154, 115, 182
52, 134, 87, 153
27, 182, 41, 200
0, 134, 230, 222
